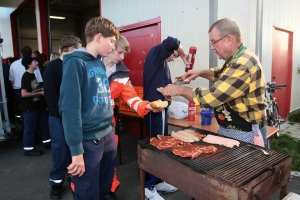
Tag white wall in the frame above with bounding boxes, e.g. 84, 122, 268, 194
0, 7, 15, 58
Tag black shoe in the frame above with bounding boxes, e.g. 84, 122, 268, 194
24, 151, 43, 156
109, 192, 118, 200
50, 185, 62, 199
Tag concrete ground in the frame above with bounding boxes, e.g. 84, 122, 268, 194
279, 120, 300, 139
0, 120, 299, 200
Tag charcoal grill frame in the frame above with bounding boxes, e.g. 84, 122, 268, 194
138, 128, 292, 200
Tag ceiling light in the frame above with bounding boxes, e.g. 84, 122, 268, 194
50, 16, 66, 19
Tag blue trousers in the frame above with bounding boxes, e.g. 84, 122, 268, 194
23, 109, 51, 155
72, 129, 117, 200
144, 110, 168, 189
49, 116, 71, 186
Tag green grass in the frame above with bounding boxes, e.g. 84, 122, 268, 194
271, 133, 300, 171
288, 110, 300, 123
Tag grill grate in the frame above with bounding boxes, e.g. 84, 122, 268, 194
138, 127, 291, 187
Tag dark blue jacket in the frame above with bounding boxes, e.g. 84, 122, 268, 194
143, 36, 180, 101
44, 58, 63, 119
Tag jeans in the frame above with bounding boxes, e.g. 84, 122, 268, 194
23, 109, 51, 154
49, 116, 71, 186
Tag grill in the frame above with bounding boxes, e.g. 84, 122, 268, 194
138, 127, 292, 200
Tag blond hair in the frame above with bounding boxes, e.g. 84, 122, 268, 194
114, 35, 130, 53
50, 52, 60, 61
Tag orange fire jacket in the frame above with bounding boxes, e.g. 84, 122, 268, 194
110, 77, 150, 126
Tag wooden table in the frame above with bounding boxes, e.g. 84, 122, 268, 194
115, 109, 144, 164
168, 115, 279, 149
168, 115, 218, 132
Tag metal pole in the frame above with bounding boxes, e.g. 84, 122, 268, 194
0, 44, 12, 140
256, 0, 263, 62
209, 0, 218, 88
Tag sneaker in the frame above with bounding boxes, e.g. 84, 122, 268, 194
145, 188, 164, 200
154, 182, 177, 193
50, 185, 62, 199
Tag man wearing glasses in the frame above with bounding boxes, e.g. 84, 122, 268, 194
162, 18, 266, 147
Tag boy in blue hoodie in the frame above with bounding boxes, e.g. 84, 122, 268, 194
59, 17, 120, 199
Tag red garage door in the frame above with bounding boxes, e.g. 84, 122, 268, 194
119, 18, 161, 86
271, 26, 293, 119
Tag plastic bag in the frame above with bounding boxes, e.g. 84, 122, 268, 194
168, 101, 188, 119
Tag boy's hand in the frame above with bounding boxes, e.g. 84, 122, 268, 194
182, 53, 191, 66
146, 103, 163, 112
68, 154, 85, 177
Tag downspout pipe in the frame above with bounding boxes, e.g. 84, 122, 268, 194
256, 0, 263, 62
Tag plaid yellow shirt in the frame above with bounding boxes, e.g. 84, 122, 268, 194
192, 47, 267, 124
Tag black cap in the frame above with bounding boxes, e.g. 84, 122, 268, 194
22, 55, 36, 67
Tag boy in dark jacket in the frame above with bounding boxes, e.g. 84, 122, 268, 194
59, 17, 119, 199
143, 36, 189, 200
44, 33, 82, 199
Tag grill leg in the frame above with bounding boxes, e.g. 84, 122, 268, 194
279, 184, 289, 199
140, 168, 145, 200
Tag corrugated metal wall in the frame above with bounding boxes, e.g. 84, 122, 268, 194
262, 0, 300, 112
102, 0, 300, 112
217, 0, 257, 68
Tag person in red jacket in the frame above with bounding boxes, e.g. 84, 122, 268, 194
102, 35, 161, 200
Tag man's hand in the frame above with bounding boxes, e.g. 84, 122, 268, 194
162, 84, 194, 102
184, 70, 202, 83
161, 84, 180, 97
67, 154, 85, 177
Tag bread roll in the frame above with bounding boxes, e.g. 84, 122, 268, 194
175, 75, 185, 82
157, 87, 164, 93
150, 100, 168, 109
157, 87, 172, 101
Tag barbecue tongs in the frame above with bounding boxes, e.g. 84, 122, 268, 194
174, 75, 188, 86
247, 144, 271, 156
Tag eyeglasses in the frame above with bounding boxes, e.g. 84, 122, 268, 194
210, 35, 228, 46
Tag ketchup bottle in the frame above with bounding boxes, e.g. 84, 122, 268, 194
188, 101, 196, 121
185, 46, 197, 72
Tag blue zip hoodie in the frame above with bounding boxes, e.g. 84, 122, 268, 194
59, 50, 113, 156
